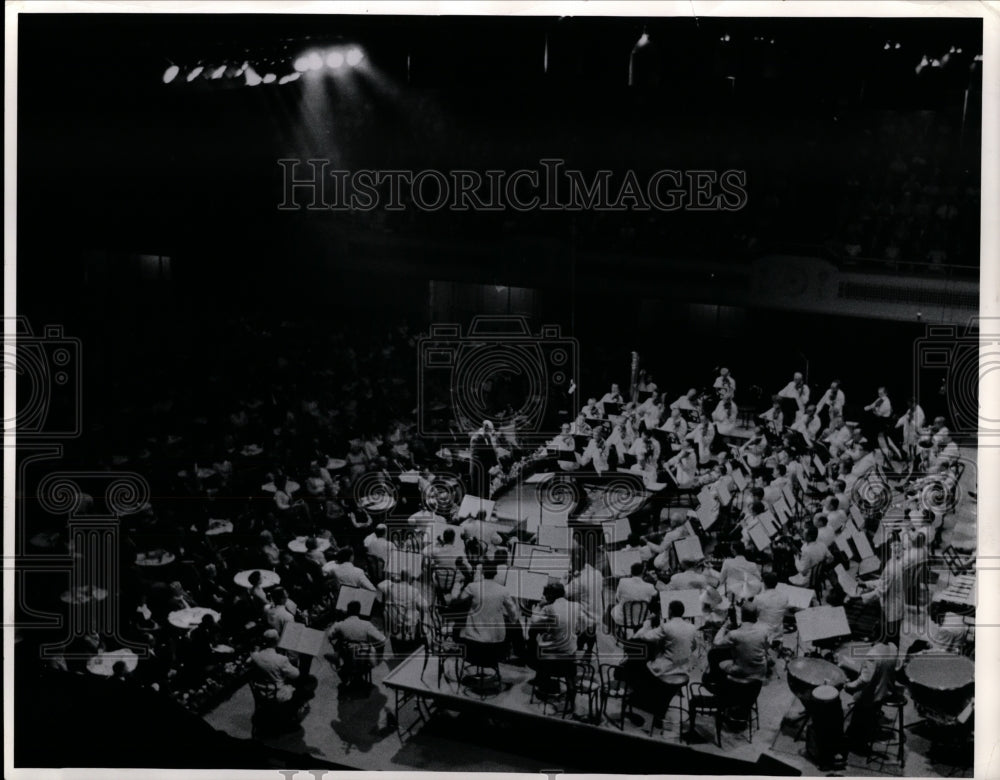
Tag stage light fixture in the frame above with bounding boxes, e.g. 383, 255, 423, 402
245, 66, 263, 86
278, 72, 301, 84
210, 64, 227, 79
293, 56, 309, 72
307, 51, 324, 71
262, 73, 277, 84
346, 47, 364, 66
326, 50, 345, 69
186, 65, 204, 82
162, 64, 180, 83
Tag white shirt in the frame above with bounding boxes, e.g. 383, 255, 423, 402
895, 406, 927, 446
659, 414, 688, 441
363, 534, 396, 564
777, 381, 810, 408
816, 388, 846, 415
565, 563, 604, 630
712, 401, 739, 432
868, 395, 893, 418
792, 411, 821, 442
671, 394, 697, 411
577, 438, 610, 474
714, 374, 737, 397
322, 560, 376, 591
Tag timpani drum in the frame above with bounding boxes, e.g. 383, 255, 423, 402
906, 652, 974, 721
787, 657, 847, 706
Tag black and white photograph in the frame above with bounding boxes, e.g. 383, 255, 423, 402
4, 2, 997, 778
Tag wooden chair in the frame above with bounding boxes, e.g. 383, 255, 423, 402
613, 600, 650, 645
248, 677, 302, 738
598, 662, 634, 729
431, 566, 458, 602
420, 608, 462, 688
328, 639, 376, 690
685, 680, 723, 746
572, 660, 601, 722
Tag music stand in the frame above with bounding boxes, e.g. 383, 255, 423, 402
511, 542, 553, 569
660, 589, 704, 621
387, 550, 423, 580
501, 569, 549, 602
673, 536, 704, 564
603, 402, 623, 417
335, 586, 376, 617
795, 605, 851, 646
278, 622, 326, 658
776, 583, 816, 610
732, 469, 748, 492
528, 549, 572, 576
538, 524, 573, 551
602, 516, 633, 547
607, 547, 643, 578
457, 495, 496, 522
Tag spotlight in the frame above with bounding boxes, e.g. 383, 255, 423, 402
326, 50, 345, 69
278, 72, 301, 85
162, 64, 180, 84
186, 65, 204, 82
262, 73, 276, 84
306, 51, 323, 71
245, 66, 262, 86
293, 56, 310, 72
884, 42, 891, 50
346, 46, 364, 66
634, 31, 650, 49
894, 42, 901, 50
210, 64, 227, 79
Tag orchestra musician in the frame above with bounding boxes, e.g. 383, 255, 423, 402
577, 427, 612, 475
659, 406, 689, 445
714, 367, 736, 400
759, 396, 785, 439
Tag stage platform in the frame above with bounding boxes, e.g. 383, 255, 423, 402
382, 648, 801, 775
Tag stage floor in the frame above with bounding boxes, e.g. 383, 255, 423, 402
203, 450, 979, 776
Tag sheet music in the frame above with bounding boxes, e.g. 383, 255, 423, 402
607, 547, 643, 577
335, 585, 377, 616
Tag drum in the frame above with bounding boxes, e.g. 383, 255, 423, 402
805, 685, 845, 764
906, 652, 974, 720
787, 657, 847, 705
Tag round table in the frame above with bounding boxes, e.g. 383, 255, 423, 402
287, 536, 331, 554
205, 519, 234, 536
262, 480, 300, 494
359, 493, 396, 514
61, 586, 108, 605
233, 569, 280, 589
135, 551, 176, 567
787, 657, 847, 706
168, 606, 222, 630
86, 648, 139, 677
